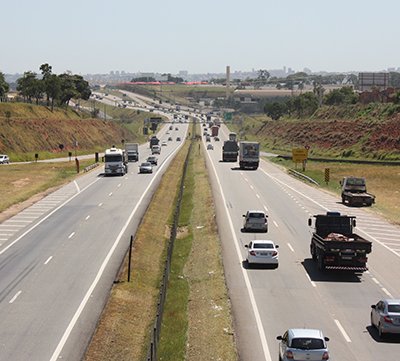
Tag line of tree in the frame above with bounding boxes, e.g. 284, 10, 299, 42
264, 86, 359, 120
3, 63, 91, 111
0, 72, 10, 102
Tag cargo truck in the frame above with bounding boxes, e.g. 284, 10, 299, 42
340, 177, 375, 207
222, 140, 239, 162
149, 136, 160, 148
104, 147, 128, 176
308, 211, 372, 272
239, 141, 260, 170
125, 142, 139, 162
211, 125, 219, 137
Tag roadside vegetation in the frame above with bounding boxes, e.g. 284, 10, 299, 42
270, 157, 400, 225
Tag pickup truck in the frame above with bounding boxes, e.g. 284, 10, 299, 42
340, 176, 375, 207
308, 212, 372, 272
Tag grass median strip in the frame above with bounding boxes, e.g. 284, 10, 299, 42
158, 138, 238, 361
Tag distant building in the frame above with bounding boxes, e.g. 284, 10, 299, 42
358, 72, 390, 91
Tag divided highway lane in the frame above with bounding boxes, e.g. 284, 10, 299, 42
0, 124, 188, 361
203, 129, 400, 361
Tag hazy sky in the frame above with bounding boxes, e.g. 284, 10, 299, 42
2, 0, 399, 75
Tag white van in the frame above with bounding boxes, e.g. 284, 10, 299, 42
242, 210, 268, 232
151, 145, 161, 155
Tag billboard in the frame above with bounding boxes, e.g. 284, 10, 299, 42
358, 72, 390, 91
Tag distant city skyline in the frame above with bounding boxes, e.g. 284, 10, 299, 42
2, 0, 399, 76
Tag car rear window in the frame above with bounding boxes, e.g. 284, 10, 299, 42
290, 338, 324, 350
388, 304, 400, 313
249, 213, 265, 218
253, 243, 273, 249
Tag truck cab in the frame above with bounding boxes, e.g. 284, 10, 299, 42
340, 177, 375, 206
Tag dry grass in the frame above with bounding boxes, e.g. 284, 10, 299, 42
184, 143, 238, 361
84, 143, 190, 361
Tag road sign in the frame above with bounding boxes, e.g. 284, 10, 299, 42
292, 148, 308, 163
325, 168, 330, 184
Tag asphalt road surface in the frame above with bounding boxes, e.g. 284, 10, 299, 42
0, 122, 188, 361
203, 123, 400, 361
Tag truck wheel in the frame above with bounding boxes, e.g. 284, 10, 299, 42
317, 254, 326, 271
311, 245, 317, 261
341, 196, 345, 204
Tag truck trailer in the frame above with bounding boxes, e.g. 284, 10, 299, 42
125, 142, 139, 162
239, 141, 260, 170
308, 212, 372, 272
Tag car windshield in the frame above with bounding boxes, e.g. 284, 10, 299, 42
253, 243, 273, 249
388, 304, 400, 313
141, 163, 151, 166
290, 338, 324, 350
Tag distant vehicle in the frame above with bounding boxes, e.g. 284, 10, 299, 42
245, 240, 279, 268
0, 154, 10, 164
277, 329, 330, 361
176, 137, 181, 141
371, 299, 400, 339
169, 125, 173, 130
242, 211, 268, 232
125, 142, 139, 162
308, 211, 372, 272
146, 156, 158, 165
340, 176, 375, 207
104, 147, 127, 176
211, 125, 219, 137
214, 136, 220, 141
207, 144, 214, 150
206, 136, 211, 142
239, 141, 260, 170
168, 137, 173, 141
149, 136, 160, 148
161, 141, 167, 146
175, 127, 179, 131
222, 132, 239, 162
139, 162, 153, 174
151, 145, 161, 154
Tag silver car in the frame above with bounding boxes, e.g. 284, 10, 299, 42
139, 162, 153, 174
277, 328, 330, 361
371, 299, 400, 338
242, 210, 268, 232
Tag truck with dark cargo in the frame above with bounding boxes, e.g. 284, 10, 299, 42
222, 133, 239, 162
211, 125, 219, 137
340, 177, 375, 207
239, 141, 260, 170
125, 142, 139, 162
308, 212, 372, 272
149, 136, 160, 148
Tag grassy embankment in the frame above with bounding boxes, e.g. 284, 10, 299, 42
0, 159, 95, 220
84, 128, 237, 361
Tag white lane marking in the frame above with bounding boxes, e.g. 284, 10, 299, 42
6, 220, 31, 223
287, 243, 295, 253
49, 125, 188, 361
334, 319, 352, 343
98, 203, 103, 207
117, 183, 121, 188
85, 215, 90, 221
382, 288, 393, 297
74, 180, 80, 193
250, 185, 254, 190
263, 205, 269, 213
371, 277, 380, 284
273, 221, 279, 228
0, 178, 101, 256
68, 232, 75, 239
256, 194, 260, 199
305, 273, 316, 288
44, 256, 53, 265
204, 148, 272, 361
0, 233, 13, 236
9, 291, 22, 304
108, 192, 113, 196
244, 177, 248, 182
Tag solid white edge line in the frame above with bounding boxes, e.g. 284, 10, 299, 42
204, 142, 272, 361
0, 178, 102, 256
49, 124, 188, 361
74, 180, 80, 193
334, 319, 352, 343
9, 290, 22, 304
305, 273, 317, 288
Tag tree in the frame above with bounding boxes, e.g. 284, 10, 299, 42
40, 63, 53, 105
254, 69, 270, 89
324, 86, 358, 105
46, 74, 61, 111
264, 102, 288, 120
16, 71, 43, 103
287, 92, 318, 117
0, 72, 9, 101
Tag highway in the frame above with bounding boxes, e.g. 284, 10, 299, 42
0, 121, 189, 361
203, 124, 400, 361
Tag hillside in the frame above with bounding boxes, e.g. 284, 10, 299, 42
0, 103, 145, 161
232, 104, 400, 161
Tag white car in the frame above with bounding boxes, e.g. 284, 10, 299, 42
277, 328, 330, 361
371, 299, 400, 338
0, 154, 10, 164
245, 240, 279, 267
242, 210, 268, 232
